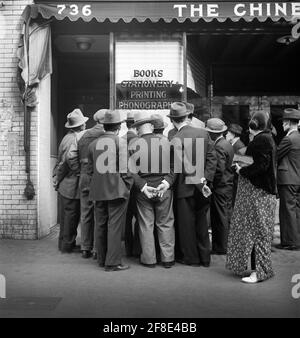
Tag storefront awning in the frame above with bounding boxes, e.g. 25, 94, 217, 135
23, 1, 300, 23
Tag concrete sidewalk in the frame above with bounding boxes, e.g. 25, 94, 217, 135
0, 228, 299, 318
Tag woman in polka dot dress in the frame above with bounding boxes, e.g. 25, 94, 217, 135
226, 111, 277, 283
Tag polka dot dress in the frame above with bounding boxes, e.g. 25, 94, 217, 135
226, 175, 277, 281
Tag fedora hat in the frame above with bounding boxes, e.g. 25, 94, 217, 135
126, 111, 135, 122
183, 101, 194, 114
102, 110, 124, 125
228, 123, 243, 136
65, 109, 89, 129
167, 102, 189, 118
205, 118, 228, 133
93, 109, 108, 123
131, 111, 155, 128
151, 114, 168, 130
282, 108, 300, 121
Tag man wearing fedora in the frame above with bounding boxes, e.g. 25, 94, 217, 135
168, 102, 217, 267
129, 111, 176, 268
87, 110, 133, 271
151, 113, 168, 136
123, 111, 140, 258
276, 108, 300, 251
167, 101, 203, 141
226, 123, 246, 155
206, 118, 234, 255
53, 108, 88, 253
124, 111, 138, 145
75, 109, 107, 259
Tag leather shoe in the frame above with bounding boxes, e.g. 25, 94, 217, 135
141, 262, 156, 268
82, 250, 92, 259
201, 262, 210, 268
176, 259, 200, 267
105, 264, 130, 272
162, 261, 175, 269
275, 244, 300, 251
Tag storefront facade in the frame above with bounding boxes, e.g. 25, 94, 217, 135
0, 0, 300, 239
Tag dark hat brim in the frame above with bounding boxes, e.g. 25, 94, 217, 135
131, 118, 155, 128
167, 112, 190, 118
102, 119, 124, 125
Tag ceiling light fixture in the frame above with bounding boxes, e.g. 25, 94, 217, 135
75, 37, 93, 51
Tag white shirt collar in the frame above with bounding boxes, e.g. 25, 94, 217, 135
214, 135, 223, 144
287, 128, 298, 136
231, 137, 240, 146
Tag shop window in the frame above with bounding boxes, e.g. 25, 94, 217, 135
222, 105, 250, 145
114, 34, 184, 111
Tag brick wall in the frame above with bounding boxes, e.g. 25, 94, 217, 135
0, 0, 36, 239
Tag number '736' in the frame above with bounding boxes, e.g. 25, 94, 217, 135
57, 4, 92, 16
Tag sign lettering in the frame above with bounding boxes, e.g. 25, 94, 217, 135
57, 4, 92, 17
117, 69, 182, 110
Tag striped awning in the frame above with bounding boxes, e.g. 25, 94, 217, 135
23, 1, 300, 23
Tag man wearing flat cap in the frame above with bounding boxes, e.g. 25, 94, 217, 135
276, 108, 300, 251
88, 110, 133, 271
168, 102, 217, 267
53, 108, 88, 253
74, 109, 107, 259
226, 123, 246, 155
206, 118, 234, 255
129, 111, 176, 268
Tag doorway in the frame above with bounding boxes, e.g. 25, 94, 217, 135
50, 33, 110, 227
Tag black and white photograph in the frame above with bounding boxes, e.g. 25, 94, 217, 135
0, 0, 300, 325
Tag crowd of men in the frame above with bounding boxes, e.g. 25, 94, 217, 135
53, 102, 300, 272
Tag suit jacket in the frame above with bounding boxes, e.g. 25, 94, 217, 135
232, 138, 246, 155
123, 130, 138, 145
53, 130, 84, 199
240, 131, 277, 195
87, 132, 133, 201
168, 128, 177, 141
213, 137, 234, 190
129, 133, 176, 190
277, 129, 300, 185
172, 125, 217, 199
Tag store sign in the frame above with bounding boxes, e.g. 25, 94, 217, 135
31, 2, 300, 23
173, 2, 300, 19
117, 69, 181, 110
115, 39, 183, 110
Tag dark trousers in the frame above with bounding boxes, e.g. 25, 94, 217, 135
94, 199, 128, 267
278, 185, 300, 246
80, 189, 95, 251
211, 186, 233, 253
124, 190, 141, 257
59, 194, 80, 252
176, 190, 211, 265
